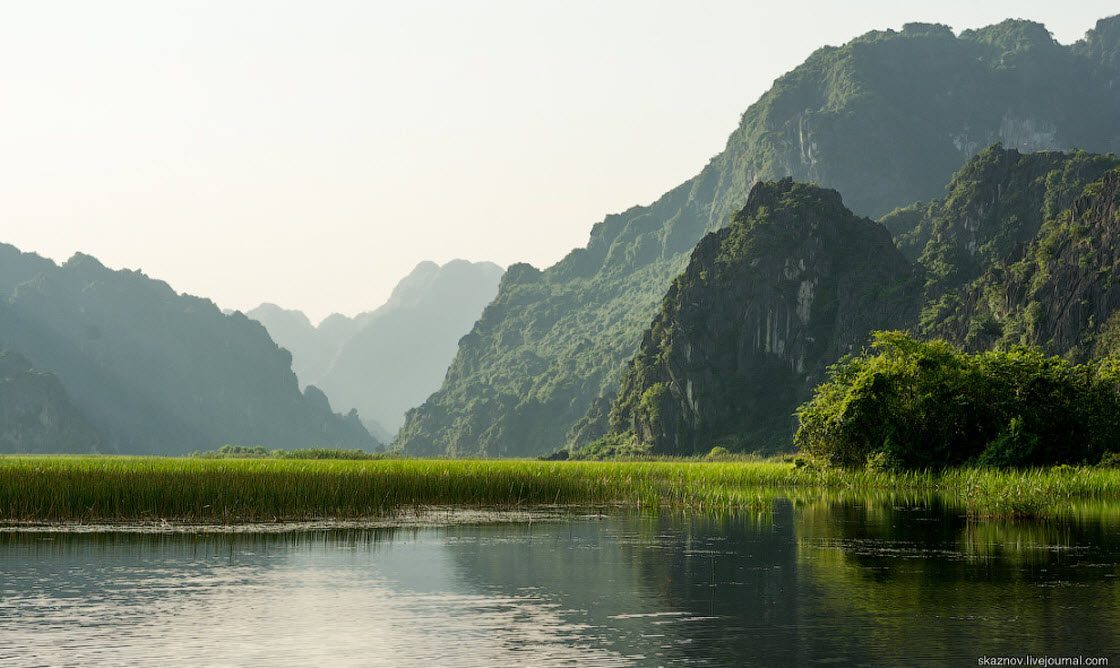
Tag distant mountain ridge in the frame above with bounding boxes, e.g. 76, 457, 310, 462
0, 244, 376, 454
245, 303, 371, 391
395, 15, 1120, 457
249, 260, 504, 437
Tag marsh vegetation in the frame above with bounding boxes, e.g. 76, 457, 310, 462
3, 455, 1120, 523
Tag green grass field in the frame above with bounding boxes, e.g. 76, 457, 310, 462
2, 456, 1119, 523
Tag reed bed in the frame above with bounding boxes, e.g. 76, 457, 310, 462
1, 456, 1118, 523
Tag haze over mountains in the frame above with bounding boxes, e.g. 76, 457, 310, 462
0, 348, 101, 454
395, 16, 1120, 458
0, 244, 375, 455
248, 260, 504, 439
0, 248, 501, 455
2, 14, 1119, 459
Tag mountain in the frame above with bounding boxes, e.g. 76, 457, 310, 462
0, 348, 102, 454
886, 146, 1120, 348
0, 244, 376, 455
607, 179, 918, 454
249, 260, 504, 436
395, 16, 1120, 458
919, 156, 1120, 358
603, 147, 1120, 455
244, 304, 344, 390
317, 260, 504, 434
245, 303, 375, 390
885, 146, 1120, 295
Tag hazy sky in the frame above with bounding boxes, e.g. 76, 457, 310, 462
1, 1, 1116, 321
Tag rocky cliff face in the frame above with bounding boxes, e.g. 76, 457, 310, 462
396, 15, 1120, 458
608, 180, 918, 454
931, 167, 1120, 358
604, 148, 1120, 455
885, 146, 1120, 295
886, 146, 1120, 350
0, 244, 376, 454
0, 349, 102, 454
1077, 15, 1120, 79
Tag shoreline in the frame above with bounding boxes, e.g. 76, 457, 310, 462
0, 506, 602, 534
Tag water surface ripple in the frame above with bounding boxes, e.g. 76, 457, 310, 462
2, 500, 1118, 666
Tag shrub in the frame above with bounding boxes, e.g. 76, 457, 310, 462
975, 417, 1039, 468
705, 446, 732, 461
571, 432, 647, 460
794, 331, 1120, 469
1099, 452, 1120, 469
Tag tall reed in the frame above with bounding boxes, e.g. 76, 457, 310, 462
1, 456, 1117, 522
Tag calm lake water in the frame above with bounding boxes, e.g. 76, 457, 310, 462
2, 499, 1119, 667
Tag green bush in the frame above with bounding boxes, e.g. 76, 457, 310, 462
570, 432, 647, 460
705, 446, 732, 461
1098, 452, 1120, 469
975, 417, 1039, 468
794, 331, 1120, 469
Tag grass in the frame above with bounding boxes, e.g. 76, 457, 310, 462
1, 456, 1119, 523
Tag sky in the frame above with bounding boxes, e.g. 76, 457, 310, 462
0, 1, 1116, 322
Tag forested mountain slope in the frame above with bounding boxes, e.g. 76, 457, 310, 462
397, 16, 1120, 457
925, 163, 1120, 357
605, 147, 1120, 455
607, 179, 918, 454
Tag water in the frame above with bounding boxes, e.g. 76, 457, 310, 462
2, 499, 1119, 666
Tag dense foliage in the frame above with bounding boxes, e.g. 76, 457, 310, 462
885, 147, 1119, 293
794, 331, 1120, 469
396, 16, 1120, 458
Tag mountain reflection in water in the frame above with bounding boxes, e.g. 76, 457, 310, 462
1, 499, 1118, 666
